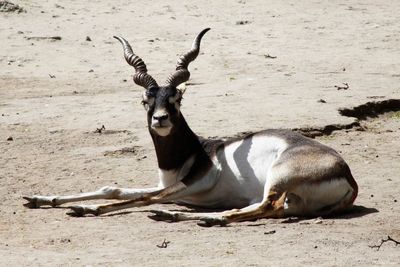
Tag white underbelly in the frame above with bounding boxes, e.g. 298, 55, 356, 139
179, 135, 288, 208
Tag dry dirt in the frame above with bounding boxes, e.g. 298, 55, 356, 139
1, 0, 400, 266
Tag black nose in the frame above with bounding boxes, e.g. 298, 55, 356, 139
153, 114, 169, 122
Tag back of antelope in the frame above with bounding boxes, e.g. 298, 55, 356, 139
23, 28, 358, 226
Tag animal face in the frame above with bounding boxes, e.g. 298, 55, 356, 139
114, 29, 210, 137
142, 86, 183, 136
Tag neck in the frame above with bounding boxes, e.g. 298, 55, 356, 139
150, 115, 207, 170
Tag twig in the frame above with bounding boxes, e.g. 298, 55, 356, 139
26, 36, 62, 41
369, 235, 400, 251
335, 83, 349, 90
156, 238, 170, 248
264, 230, 276, 235
94, 125, 105, 133
264, 54, 277, 59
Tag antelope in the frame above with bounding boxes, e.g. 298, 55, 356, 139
23, 28, 358, 226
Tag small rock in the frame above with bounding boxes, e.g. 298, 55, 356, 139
94, 125, 105, 133
7, 136, 13, 141
86, 36, 92, 41
88, 69, 94, 73
318, 99, 327, 103
314, 217, 323, 224
236, 20, 251, 25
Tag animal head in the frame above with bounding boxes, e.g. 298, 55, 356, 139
114, 28, 210, 137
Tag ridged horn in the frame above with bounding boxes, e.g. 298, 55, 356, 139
165, 28, 210, 88
114, 36, 158, 89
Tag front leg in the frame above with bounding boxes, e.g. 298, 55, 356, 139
23, 186, 160, 208
65, 179, 213, 217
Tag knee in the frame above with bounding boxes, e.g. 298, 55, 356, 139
99, 186, 121, 198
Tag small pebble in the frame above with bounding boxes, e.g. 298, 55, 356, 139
264, 230, 276, 235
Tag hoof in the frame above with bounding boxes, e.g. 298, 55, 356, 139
23, 196, 57, 208
67, 206, 85, 217
148, 210, 178, 222
23, 196, 38, 209
197, 217, 228, 227
67, 205, 99, 217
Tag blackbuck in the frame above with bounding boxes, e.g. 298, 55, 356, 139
24, 28, 358, 226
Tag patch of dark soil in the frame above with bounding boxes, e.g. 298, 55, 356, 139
0, 1, 25, 13
214, 99, 400, 140
339, 99, 400, 120
297, 99, 400, 138
292, 122, 363, 138
104, 146, 139, 157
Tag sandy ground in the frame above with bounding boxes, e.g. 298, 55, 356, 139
1, 0, 400, 266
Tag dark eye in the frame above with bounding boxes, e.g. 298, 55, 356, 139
141, 100, 148, 106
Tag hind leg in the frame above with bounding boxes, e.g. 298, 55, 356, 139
151, 178, 355, 226
195, 178, 355, 226
149, 188, 287, 226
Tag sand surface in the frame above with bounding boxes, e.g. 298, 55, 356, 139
1, 0, 400, 266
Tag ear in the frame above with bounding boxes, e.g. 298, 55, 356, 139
176, 82, 187, 95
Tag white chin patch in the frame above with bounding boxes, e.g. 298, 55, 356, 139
151, 126, 172, 136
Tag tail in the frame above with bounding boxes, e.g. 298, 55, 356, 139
344, 165, 358, 206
